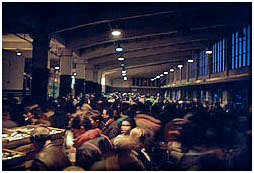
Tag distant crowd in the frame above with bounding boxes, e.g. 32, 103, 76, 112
2, 92, 252, 171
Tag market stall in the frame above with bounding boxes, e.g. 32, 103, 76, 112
2, 125, 65, 171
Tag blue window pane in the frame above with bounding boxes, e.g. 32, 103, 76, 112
205, 52, 208, 75
232, 33, 234, 69
223, 39, 225, 71
235, 32, 238, 68
243, 27, 246, 67
247, 25, 250, 66
199, 52, 202, 75
214, 43, 217, 72
213, 45, 214, 73
217, 41, 219, 72
220, 40, 222, 71
239, 37, 242, 68
218, 41, 220, 72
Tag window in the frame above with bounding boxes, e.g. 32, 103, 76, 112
212, 39, 225, 73
199, 50, 208, 76
231, 25, 251, 69
235, 32, 238, 69
232, 33, 235, 69
247, 25, 250, 66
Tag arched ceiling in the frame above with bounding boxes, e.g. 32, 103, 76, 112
3, 2, 251, 81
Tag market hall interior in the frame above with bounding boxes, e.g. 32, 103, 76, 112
2, 2, 252, 171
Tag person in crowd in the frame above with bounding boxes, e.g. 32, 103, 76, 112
101, 107, 115, 130
63, 166, 85, 171
2, 104, 18, 128
68, 113, 113, 170
30, 126, 71, 171
112, 117, 136, 146
102, 102, 132, 139
29, 106, 52, 126
49, 105, 69, 129
90, 127, 152, 171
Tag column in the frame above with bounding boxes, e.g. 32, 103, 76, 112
187, 62, 190, 82
30, 33, 50, 105
196, 57, 199, 80
59, 49, 73, 97
3, 50, 25, 96
75, 59, 86, 97
225, 33, 232, 76
101, 73, 106, 93
207, 53, 212, 78
174, 69, 178, 83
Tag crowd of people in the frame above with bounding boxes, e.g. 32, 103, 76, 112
2, 92, 252, 171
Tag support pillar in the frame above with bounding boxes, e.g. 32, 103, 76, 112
30, 33, 50, 106
59, 49, 73, 97
196, 57, 199, 80
101, 73, 106, 93
208, 53, 212, 78
74, 59, 85, 97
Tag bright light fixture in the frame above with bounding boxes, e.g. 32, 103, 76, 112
16, 51, 22, 56
187, 59, 194, 63
54, 66, 60, 70
121, 63, 125, 67
122, 70, 127, 74
118, 55, 125, 61
112, 30, 121, 36
156, 76, 160, 79
151, 79, 154, 81
122, 73, 127, 76
123, 76, 128, 80
160, 74, 164, 77
164, 71, 169, 75
170, 68, 174, 72
73, 72, 77, 76
206, 50, 213, 54
116, 47, 123, 52
177, 64, 183, 68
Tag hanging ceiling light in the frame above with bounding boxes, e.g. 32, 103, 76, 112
112, 30, 121, 36
115, 43, 123, 52
187, 59, 194, 63
163, 71, 169, 75
121, 63, 125, 67
177, 64, 183, 69
16, 50, 22, 56
122, 70, 127, 74
54, 66, 60, 70
122, 73, 127, 76
73, 72, 77, 76
206, 40, 213, 54
160, 74, 164, 77
117, 55, 125, 61
170, 68, 175, 72
156, 76, 160, 79
151, 78, 154, 81
205, 50, 213, 54
123, 76, 128, 80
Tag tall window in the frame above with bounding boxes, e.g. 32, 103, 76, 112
231, 25, 251, 69
232, 33, 235, 69
212, 39, 225, 73
199, 50, 208, 76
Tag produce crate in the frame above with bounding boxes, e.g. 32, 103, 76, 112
2, 125, 65, 170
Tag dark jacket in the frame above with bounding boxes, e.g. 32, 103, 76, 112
76, 132, 113, 170
102, 116, 128, 139
30, 143, 71, 171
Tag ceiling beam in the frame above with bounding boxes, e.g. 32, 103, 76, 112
97, 49, 194, 72
91, 45, 203, 66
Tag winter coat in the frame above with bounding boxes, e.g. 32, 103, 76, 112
75, 129, 113, 170
30, 143, 71, 171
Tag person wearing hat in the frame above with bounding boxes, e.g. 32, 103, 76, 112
30, 126, 71, 171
